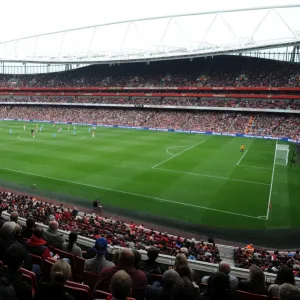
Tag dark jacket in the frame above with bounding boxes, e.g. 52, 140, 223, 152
146, 286, 172, 300
22, 227, 34, 240
6, 269, 33, 300
43, 229, 65, 249
26, 236, 51, 259
34, 283, 75, 300
0, 238, 32, 271
238, 279, 268, 295
95, 266, 147, 300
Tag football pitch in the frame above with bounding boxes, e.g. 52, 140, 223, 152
0, 120, 299, 233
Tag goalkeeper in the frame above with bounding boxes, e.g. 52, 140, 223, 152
240, 144, 245, 152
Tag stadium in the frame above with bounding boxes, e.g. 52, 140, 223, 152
0, 2, 300, 299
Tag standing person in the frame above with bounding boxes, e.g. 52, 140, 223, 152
93, 199, 103, 213
62, 232, 82, 257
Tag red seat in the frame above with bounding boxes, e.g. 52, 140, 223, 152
43, 258, 55, 282
52, 248, 75, 268
20, 268, 37, 294
236, 290, 269, 300
95, 290, 136, 300
66, 280, 90, 291
74, 256, 86, 282
83, 271, 99, 287
65, 285, 91, 300
28, 253, 44, 270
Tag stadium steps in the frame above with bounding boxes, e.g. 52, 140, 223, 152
217, 244, 235, 265
244, 115, 255, 134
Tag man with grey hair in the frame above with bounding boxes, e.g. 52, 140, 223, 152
43, 220, 65, 248
10, 211, 19, 222
147, 269, 180, 300
279, 283, 300, 300
202, 261, 238, 294
110, 270, 132, 300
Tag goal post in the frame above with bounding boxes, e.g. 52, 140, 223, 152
275, 144, 289, 166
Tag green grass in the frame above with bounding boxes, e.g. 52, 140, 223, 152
0, 120, 299, 230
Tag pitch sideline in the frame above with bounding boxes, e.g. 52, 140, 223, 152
0, 166, 265, 220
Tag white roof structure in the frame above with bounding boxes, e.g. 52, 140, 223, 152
0, 4, 300, 64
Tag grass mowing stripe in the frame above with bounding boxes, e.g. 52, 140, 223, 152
0, 166, 264, 220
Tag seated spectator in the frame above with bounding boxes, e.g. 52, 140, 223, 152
279, 283, 300, 300
132, 249, 142, 270
84, 237, 114, 273
269, 266, 296, 298
0, 277, 18, 300
147, 269, 180, 300
34, 260, 75, 300
10, 212, 18, 223
95, 248, 147, 300
140, 247, 165, 275
21, 218, 36, 239
202, 261, 238, 294
62, 232, 82, 257
6, 244, 33, 300
0, 222, 32, 271
171, 266, 200, 300
43, 221, 65, 249
174, 253, 198, 283
27, 226, 51, 259
200, 271, 231, 300
238, 264, 268, 295
110, 270, 133, 300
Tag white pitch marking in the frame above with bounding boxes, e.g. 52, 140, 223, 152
166, 146, 189, 156
152, 140, 206, 169
237, 164, 272, 171
154, 167, 270, 186
236, 150, 248, 166
257, 216, 267, 220
266, 140, 277, 220
0, 166, 264, 220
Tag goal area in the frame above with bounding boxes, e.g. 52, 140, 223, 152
275, 144, 289, 166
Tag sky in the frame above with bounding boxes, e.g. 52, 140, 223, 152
1, 0, 300, 41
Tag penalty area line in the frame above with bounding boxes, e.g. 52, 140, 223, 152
236, 150, 248, 166
0, 166, 263, 220
152, 140, 206, 169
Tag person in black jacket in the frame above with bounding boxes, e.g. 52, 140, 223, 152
21, 218, 36, 240
5, 244, 33, 300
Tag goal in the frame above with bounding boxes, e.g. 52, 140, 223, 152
275, 144, 289, 166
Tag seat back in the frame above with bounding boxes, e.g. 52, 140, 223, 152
43, 258, 55, 282
66, 280, 90, 292
95, 290, 136, 300
83, 271, 99, 287
65, 285, 91, 300
20, 268, 37, 293
236, 290, 269, 300
74, 256, 86, 282
28, 253, 44, 269
53, 248, 75, 267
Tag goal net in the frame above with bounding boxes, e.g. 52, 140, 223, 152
275, 144, 289, 166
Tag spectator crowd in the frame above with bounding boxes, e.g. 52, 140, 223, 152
0, 190, 299, 299
0, 106, 299, 140
1, 96, 300, 111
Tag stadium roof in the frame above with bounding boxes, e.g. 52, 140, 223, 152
0, 4, 300, 64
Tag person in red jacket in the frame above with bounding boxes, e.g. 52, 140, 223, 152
26, 226, 51, 259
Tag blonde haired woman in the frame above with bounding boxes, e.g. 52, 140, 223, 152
238, 265, 268, 295
34, 260, 74, 300
174, 253, 199, 283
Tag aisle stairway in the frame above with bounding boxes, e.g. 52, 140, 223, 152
244, 115, 255, 134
